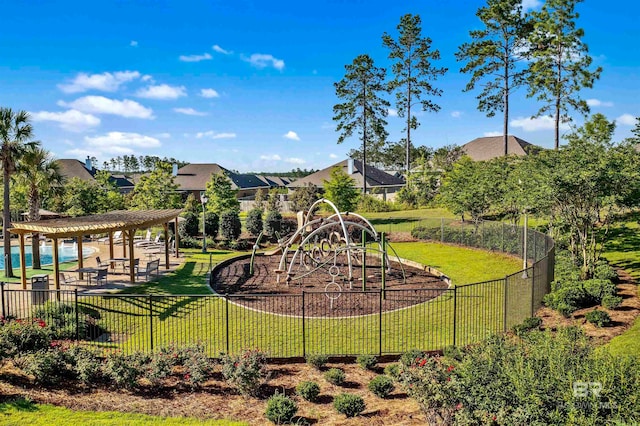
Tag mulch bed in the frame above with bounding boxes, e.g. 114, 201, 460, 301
212, 255, 448, 317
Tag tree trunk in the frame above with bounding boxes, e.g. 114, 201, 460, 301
3, 165, 13, 277
406, 73, 412, 179
504, 52, 509, 157
362, 83, 367, 195
555, 47, 562, 150
30, 191, 41, 269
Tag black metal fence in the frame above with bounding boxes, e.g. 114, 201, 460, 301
0, 219, 554, 358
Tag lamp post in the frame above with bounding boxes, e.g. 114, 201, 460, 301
201, 195, 208, 253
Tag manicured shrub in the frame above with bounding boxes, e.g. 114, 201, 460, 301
333, 393, 365, 418
383, 363, 400, 379
181, 344, 212, 388
442, 345, 463, 361
32, 303, 86, 340
591, 261, 618, 281
400, 349, 424, 367
356, 194, 391, 213
265, 391, 298, 424
179, 212, 200, 238
19, 349, 70, 385
67, 345, 103, 385
296, 381, 320, 402
324, 368, 345, 386
144, 351, 173, 385
104, 352, 141, 389
585, 309, 611, 327
221, 349, 267, 396
0, 318, 51, 358
368, 375, 395, 398
264, 210, 283, 237
306, 354, 328, 370
246, 208, 264, 237
219, 210, 242, 241
204, 211, 219, 240
356, 354, 377, 370
511, 317, 542, 335
602, 295, 623, 310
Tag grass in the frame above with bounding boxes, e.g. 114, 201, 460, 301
0, 398, 245, 425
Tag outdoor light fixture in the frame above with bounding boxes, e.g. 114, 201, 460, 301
201, 195, 208, 253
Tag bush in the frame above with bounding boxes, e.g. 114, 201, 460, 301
296, 381, 320, 402
356, 195, 391, 213
104, 352, 141, 389
265, 391, 298, 424
32, 303, 89, 340
181, 344, 212, 388
179, 212, 200, 238
228, 239, 251, 251
383, 363, 400, 379
219, 210, 242, 241
324, 368, 345, 386
204, 211, 219, 239
585, 309, 611, 327
0, 318, 51, 358
602, 295, 623, 310
356, 354, 377, 370
19, 349, 70, 385
333, 393, 365, 418
246, 208, 264, 237
368, 375, 395, 398
400, 349, 424, 367
264, 210, 283, 237
67, 345, 103, 385
511, 317, 542, 335
221, 349, 267, 396
306, 354, 328, 370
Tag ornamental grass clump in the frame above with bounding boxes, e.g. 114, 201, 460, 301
221, 348, 268, 396
265, 391, 298, 424
368, 375, 395, 398
333, 393, 365, 418
296, 381, 320, 402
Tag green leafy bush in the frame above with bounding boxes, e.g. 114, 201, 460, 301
221, 349, 267, 396
181, 344, 212, 388
246, 208, 264, 237
585, 309, 611, 327
333, 393, 365, 418
104, 352, 141, 389
400, 349, 424, 367
602, 295, 623, 310
264, 210, 283, 237
324, 368, 345, 386
179, 211, 200, 238
368, 375, 395, 398
511, 317, 542, 335
19, 349, 70, 385
204, 211, 219, 239
0, 318, 51, 358
383, 363, 400, 379
265, 391, 298, 424
306, 354, 328, 370
67, 345, 103, 385
296, 381, 320, 402
219, 210, 242, 241
356, 195, 391, 213
356, 354, 377, 370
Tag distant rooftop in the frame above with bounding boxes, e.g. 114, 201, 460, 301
462, 135, 541, 161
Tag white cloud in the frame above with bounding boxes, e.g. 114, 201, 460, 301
617, 114, 637, 126
388, 108, 398, 117
212, 44, 231, 54
244, 53, 285, 71
141, 75, 153, 82
84, 132, 161, 153
260, 154, 281, 161
521, 0, 542, 11
587, 99, 614, 107
58, 96, 154, 119
130, 40, 138, 47
195, 131, 237, 139
200, 88, 220, 98
284, 131, 300, 141
136, 84, 187, 100
155, 132, 171, 139
286, 157, 305, 165
510, 116, 571, 132
179, 53, 212, 62
173, 107, 208, 116
30, 109, 101, 132
451, 111, 462, 118
329, 153, 338, 159
58, 71, 141, 93
483, 131, 502, 137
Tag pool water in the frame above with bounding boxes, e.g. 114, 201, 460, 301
1, 244, 93, 269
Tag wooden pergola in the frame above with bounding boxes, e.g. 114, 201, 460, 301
9, 209, 182, 289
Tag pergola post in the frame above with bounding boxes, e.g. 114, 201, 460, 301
128, 229, 136, 283
174, 217, 180, 258
19, 234, 27, 289
52, 237, 60, 290
163, 222, 170, 269
108, 231, 114, 261
77, 235, 84, 280
122, 231, 127, 258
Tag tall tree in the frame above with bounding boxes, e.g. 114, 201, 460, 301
0, 108, 34, 277
14, 145, 64, 269
204, 172, 240, 215
527, 0, 602, 149
323, 167, 360, 212
130, 163, 181, 210
333, 54, 389, 194
383, 13, 447, 176
456, 0, 532, 157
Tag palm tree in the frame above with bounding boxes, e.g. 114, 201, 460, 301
0, 108, 34, 277
15, 145, 64, 269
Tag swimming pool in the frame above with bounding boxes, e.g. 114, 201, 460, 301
0, 244, 94, 269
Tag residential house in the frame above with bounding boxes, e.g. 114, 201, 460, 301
461, 135, 542, 161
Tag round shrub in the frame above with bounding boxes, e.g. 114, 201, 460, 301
602, 295, 623, 310
356, 354, 377, 370
204, 211, 219, 239
179, 212, 200, 238
400, 349, 424, 367
368, 375, 395, 398
586, 309, 611, 327
383, 363, 400, 379
265, 392, 298, 424
219, 210, 242, 241
221, 349, 267, 396
0, 318, 51, 358
19, 349, 70, 385
246, 208, 264, 237
264, 210, 283, 237
306, 354, 328, 370
104, 352, 141, 389
333, 393, 365, 418
324, 368, 345, 386
67, 345, 103, 385
296, 381, 320, 402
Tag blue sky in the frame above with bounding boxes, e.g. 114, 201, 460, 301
0, 0, 638, 172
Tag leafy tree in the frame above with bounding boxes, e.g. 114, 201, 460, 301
396, 154, 439, 208
183, 193, 201, 216
204, 211, 219, 239
14, 145, 64, 269
0, 108, 34, 277
179, 211, 199, 238
264, 210, 282, 238
266, 188, 282, 212
323, 167, 360, 212
253, 188, 266, 211
333, 54, 389, 194
94, 170, 125, 211
349, 142, 432, 170
289, 183, 320, 212
246, 208, 263, 237
431, 144, 464, 172
527, 0, 602, 149
383, 13, 447, 175
53, 178, 103, 217
204, 172, 240, 215
130, 163, 181, 210
219, 210, 241, 241
456, 0, 532, 157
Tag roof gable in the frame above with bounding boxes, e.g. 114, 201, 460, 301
461, 135, 538, 161
289, 159, 405, 189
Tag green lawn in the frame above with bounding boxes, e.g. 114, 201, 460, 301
0, 398, 245, 426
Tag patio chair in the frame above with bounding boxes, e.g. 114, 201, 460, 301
96, 256, 104, 267
134, 229, 152, 244
124, 258, 140, 274
94, 268, 108, 286
136, 233, 162, 248
98, 230, 123, 245
58, 272, 77, 286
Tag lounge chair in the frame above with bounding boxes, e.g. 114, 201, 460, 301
98, 230, 123, 245
58, 272, 77, 286
136, 233, 162, 248
134, 229, 152, 243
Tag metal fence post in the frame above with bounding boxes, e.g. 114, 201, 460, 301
148, 294, 154, 351
379, 290, 383, 356
531, 264, 536, 317
301, 291, 306, 358
452, 287, 457, 347
441, 218, 444, 242
225, 294, 230, 354
0, 282, 5, 318
75, 289, 79, 341
503, 277, 508, 331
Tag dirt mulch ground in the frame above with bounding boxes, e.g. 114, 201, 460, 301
0, 362, 425, 425
537, 268, 640, 344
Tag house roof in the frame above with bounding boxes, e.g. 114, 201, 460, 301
288, 159, 405, 189
56, 159, 96, 182
174, 164, 291, 192
461, 135, 539, 161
